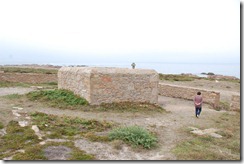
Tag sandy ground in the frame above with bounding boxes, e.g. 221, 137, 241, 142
0, 85, 233, 160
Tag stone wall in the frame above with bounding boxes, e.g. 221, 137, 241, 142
0, 72, 57, 84
58, 67, 158, 105
158, 83, 220, 108
230, 95, 240, 111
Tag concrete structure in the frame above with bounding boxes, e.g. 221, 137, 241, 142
58, 67, 158, 105
158, 83, 220, 108
0, 72, 57, 84
230, 95, 240, 111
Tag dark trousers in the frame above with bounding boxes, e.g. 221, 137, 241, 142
195, 107, 202, 116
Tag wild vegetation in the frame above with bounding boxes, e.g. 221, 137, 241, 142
109, 126, 157, 149
0, 66, 58, 74
26, 89, 88, 109
26, 89, 165, 113
0, 66, 240, 160
0, 81, 58, 88
159, 73, 196, 81
172, 112, 240, 160
31, 112, 113, 140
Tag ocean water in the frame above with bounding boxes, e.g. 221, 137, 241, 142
56, 62, 240, 79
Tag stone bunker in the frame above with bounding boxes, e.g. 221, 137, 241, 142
58, 67, 159, 105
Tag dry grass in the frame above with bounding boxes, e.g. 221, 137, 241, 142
172, 112, 240, 160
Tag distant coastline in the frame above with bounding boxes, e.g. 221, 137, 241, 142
0, 62, 240, 79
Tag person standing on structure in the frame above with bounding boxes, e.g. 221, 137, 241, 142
194, 91, 203, 118
131, 62, 136, 69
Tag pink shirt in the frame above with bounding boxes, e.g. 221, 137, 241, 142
194, 95, 203, 107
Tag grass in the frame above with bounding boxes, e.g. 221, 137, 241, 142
0, 113, 110, 160
0, 122, 4, 129
108, 125, 158, 149
12, 141, 95, 160
172, 112, 240, 160
159, 73, 195, 81
0, 81, 31, 88
215, 101, 230, 111
0, 81, 58, 88
3, 94, 22, 100
26, 89, 89, 109
26, 89, 166, 113
0, 66, 58, 74
95, 101, 166, 113
31, 112, 113, 139
0, 121, 40, 159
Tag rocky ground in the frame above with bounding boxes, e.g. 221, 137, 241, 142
0, 78, 240, 160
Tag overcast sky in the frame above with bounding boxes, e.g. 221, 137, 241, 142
0, 0, 240, 64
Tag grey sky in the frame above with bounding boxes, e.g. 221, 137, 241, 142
0, 0, 240, 65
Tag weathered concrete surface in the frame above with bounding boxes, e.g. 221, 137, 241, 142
58, 67, 158, 105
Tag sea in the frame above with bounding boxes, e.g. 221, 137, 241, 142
52, 62, 240, 79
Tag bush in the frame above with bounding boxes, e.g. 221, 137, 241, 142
108, 126, 157, 149
26, 89, 88, 109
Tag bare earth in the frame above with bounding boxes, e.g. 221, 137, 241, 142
0, 79, 240, 160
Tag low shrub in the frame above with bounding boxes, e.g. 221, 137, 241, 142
108, 126, 157, 149
26, 89, 88, 109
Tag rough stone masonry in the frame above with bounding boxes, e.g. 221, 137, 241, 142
58, 67, 159, 105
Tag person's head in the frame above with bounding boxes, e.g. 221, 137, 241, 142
197, 92, 201, 95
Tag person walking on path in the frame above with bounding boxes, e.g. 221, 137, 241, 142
194, 92, 203, 118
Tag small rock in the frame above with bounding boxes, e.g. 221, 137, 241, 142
32, 125, 40, 133
32, 125, 43, 140
3, 156, 13, 160
0, 129, 7, 136
16, 149, 25, 153
37, 86, 43, 89
39, 141, 46, 145
18, 121, 29, 127
25, 116, 31, 120
210, 133, 222, 138
12, 110, 21, 117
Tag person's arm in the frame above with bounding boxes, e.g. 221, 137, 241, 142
194, 97, 198, 106
199, 97, 203, 105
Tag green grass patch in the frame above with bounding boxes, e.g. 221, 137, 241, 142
215, 101, 230, 111
159, 73, 195, 81
0, 81, 58, 88
0, 121, 39, 159
108, 125, 157, 149
0, 122, 4, 129
0, 66, 58, 74
31, 112, 113, 139
172, 112, 240, 160
0, 81, 31, 88
27, 89, 88, 109
12, 141, 95, 160
3, 94, 22, 100
95, 102, 165, 113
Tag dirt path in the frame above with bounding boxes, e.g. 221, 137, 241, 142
0, 87, 36, 96
0, 87, 227, 160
